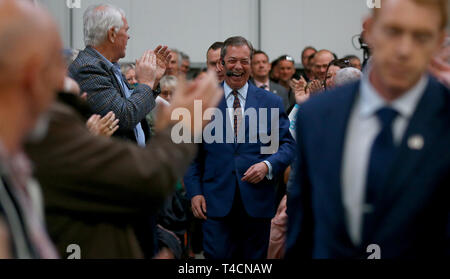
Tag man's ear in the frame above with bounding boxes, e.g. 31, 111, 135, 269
217, 59, 224, 72
22, 56, 40, 96
108, 27, 116, 43
363, 16, 374, 47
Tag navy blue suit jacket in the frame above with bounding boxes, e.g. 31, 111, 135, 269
286, 77, 450, 258
184, 82, 296, 219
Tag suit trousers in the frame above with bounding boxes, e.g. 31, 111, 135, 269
202, 182, 271, 259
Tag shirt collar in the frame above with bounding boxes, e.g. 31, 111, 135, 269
90, 47, 115, 71
224, 81, 249, 100
359, 62, 428, 119
253, 79, 269, 89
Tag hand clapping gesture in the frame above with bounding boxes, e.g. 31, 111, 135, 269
307, 79, 324, 94
135, 45, 171, 90
86, 111, 119, 137
290, 76, 310, 104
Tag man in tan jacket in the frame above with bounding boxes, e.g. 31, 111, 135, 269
25, 71, 221, 258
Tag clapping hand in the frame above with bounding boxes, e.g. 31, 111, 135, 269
290, 76, 310, 104
154, 45, 172, 81
154, 70, 223, 136
307, 79, 324, 94
135, 45, 171, 90
86, 111, 119, 137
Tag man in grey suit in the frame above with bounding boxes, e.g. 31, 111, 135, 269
251, 50, 292, 112
69, 4, 171, 146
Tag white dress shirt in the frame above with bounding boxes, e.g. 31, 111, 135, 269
223, 81, 273, 180
341, 67, 428, 246
253, 79, 270, 90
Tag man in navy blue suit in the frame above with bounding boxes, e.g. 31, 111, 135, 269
286, 0, 449, 259
184, 36, 295, 259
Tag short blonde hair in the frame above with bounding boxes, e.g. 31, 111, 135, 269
373, 0, 448, 30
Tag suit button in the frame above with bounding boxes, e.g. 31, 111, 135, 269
235, 152, 239, 156
232, 170, 236, 174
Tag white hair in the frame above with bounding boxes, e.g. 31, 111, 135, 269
160, 75, 178, 90
120, 63, 135, 75
170, 49, 183, 67
83, 4, 125, 47
335, 67, 363, 86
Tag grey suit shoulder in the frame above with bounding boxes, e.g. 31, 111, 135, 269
269, 81, 291, 112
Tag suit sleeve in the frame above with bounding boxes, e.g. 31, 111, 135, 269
25, 103, 196, 218
71, 64, 155, 130
285, 108, 314, 259
183, 144, 204, 199
265, 97, 296, 176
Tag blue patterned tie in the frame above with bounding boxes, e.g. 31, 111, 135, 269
112, 63, 146, 146
362, 107, 398, 243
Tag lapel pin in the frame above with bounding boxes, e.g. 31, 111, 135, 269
408, 135, 424, 150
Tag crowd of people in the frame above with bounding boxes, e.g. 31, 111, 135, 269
0, 0, 449, 259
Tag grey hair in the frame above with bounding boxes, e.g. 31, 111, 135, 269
180, 52, 190, 62
160, 75, 178, 90
170, 49, 183, 68
221, 36, 254, 61
334, 67, 363, 86
83, 4, 125, 47
120, 63, 135, 75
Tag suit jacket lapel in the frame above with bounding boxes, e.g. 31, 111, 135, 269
323, 82, 360, 250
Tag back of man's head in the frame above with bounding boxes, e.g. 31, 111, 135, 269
373, 0, 448, 30
0, 0, 65, 150
335, 67, 363, 86
83, 4, 125, 47
208, 42, 224, 53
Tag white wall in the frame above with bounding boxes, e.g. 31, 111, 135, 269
261, 0, 370, 63
39, 0, 371, 65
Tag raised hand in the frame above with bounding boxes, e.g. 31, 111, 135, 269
153, 45, 172, 80
135, 49, 158, 90
154, 70, 223, 137
307, 79, 324, 94
291, 76, 310, 104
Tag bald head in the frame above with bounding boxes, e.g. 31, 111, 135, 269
0, 0, 60, 83
0, 0, 65, 152
312, 50, 335, 81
